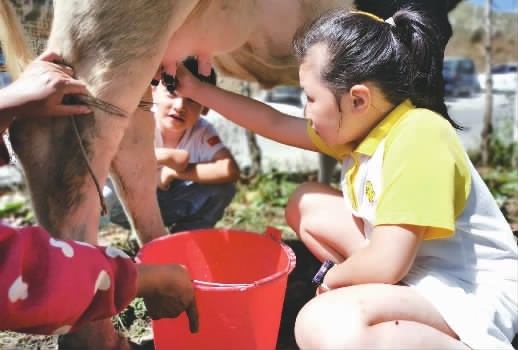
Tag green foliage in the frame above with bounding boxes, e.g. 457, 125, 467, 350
217, 170, 319, 234
488, 137, 517, 168
0, 200, 24, 216
481, 168, 518, 195
0, 195, 35, 225
469, 139, 518, 169
113, 297, 149, 332
245, 170, 302, 207
477, 167, 518, 223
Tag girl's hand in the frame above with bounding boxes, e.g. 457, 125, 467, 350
6, 50, 91, 118
173, 62, 202, 98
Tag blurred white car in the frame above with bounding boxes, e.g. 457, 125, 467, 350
478, 63, 517, 92
260, 86, 304, 107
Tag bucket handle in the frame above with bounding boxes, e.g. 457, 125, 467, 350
193, 227, 296, 291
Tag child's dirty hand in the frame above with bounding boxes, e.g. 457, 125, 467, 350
136, 263, 199, 333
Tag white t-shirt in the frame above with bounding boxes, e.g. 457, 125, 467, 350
154, 117, 226, 164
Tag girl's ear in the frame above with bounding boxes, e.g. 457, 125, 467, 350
349, 84, 371, 113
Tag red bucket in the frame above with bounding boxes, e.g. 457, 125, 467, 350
137, 227, 296, 350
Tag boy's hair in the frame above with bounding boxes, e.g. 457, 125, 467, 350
183, 56, 217, 86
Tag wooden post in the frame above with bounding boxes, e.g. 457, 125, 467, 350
480, 0, 494, 166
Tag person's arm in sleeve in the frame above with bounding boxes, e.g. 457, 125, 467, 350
0, 224, 137, 335
0, 224, 199, 335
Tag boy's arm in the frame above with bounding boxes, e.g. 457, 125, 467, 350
159, 147, 240, 187
155, 147, 190, 171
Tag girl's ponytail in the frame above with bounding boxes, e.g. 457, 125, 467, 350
392, 9, 462, 130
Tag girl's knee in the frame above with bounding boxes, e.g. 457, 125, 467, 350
285, 182, 317, 230
294, 292, 368, 349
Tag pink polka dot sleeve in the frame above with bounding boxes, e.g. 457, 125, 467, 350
0, 224, 137, 335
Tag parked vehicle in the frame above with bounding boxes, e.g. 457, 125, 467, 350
262, 86, 304, 106
443, 56, 480, 97
0, 49, 12, 88
478, 63, 517, 92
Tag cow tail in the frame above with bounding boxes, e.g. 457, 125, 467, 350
0, 0, 34, 80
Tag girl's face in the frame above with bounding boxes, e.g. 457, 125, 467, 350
299, 44, 378, 146
299, 45, 347, 146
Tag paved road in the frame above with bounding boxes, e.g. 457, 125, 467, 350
206, 91, 517, 172
447, 92, 517, 150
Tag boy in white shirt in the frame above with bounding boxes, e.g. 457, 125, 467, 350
104, 57, 240, 233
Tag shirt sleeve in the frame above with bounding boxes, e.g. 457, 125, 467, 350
197, 120, 226, 162
375, 111, 471, 240
0, 224, 137, 335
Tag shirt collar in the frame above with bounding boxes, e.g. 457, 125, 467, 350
353, 99, 415, 156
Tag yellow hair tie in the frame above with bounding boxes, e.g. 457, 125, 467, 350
349, 10, 384, 22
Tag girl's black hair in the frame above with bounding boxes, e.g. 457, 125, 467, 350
293, 8, 462, 130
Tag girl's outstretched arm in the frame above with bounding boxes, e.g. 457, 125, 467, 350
174, 63, 317, 152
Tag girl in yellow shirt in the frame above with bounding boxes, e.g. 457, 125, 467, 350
173, 8, 518, 350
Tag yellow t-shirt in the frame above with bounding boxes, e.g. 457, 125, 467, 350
307, 100, 471, 240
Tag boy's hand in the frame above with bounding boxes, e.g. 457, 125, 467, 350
136, 264, 199, 333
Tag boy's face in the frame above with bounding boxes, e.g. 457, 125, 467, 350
154, 84, 203, 133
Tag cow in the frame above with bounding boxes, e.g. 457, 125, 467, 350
0, 0, 463, 348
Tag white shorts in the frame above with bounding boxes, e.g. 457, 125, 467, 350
403, 271, 518, 349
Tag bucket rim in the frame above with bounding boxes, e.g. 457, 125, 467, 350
137, 228, 297, 291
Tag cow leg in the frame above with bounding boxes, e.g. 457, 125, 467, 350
35, 2, 200, 348
109, 87, 168, 245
